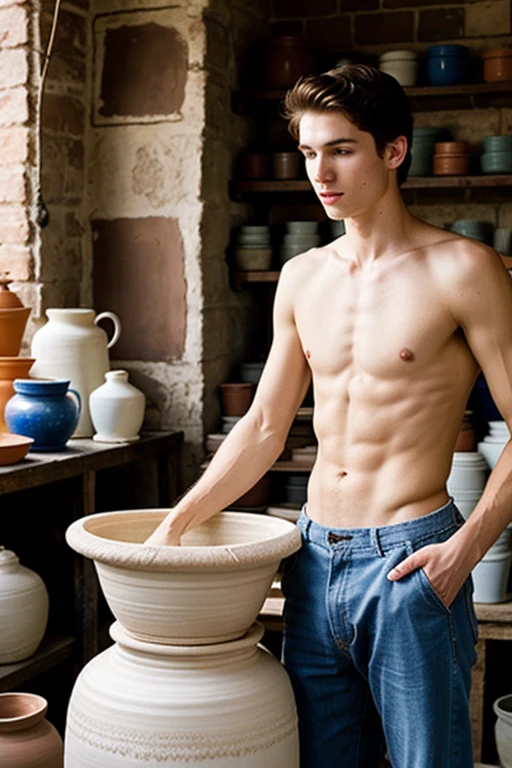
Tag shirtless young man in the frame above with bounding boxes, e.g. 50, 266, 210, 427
146, 65, 512, 767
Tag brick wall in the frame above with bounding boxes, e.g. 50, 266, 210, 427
0, 0, 34, 300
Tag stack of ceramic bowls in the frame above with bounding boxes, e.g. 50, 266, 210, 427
480, 135, 512, 175
0, 280, 34, 435
378, 50, 418, 87
279, 221, 321, 265
482, 46, 512, 82
283, 474, 308, 506
450, 219, 494, 244
426, 44, 471, 86
447, 451, 489, 520
409, 127, 451, 176
478, 420, 509, 471
233, 225, 273, 271
433, 141, 471, 175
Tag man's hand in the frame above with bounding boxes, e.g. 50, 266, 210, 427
144, 512, 182, 547
387, 539, 472, 609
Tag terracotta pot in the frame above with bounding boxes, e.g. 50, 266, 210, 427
0, 357, 35, 432
239, 153, 269, 180
65, 622, 299, 767
65, 508, 301, 645
0, 280, 31, 356
272, 151, 301, 180
482, 46, 512, 82
432, 154, 471, 175
220, 382, 255, 416
0, 280, 24, 309
434, 141, 469, 155
262, 35, 317, 89
0, 692, 63, 768
233, 475, 271, 507
0, 547, 49, 663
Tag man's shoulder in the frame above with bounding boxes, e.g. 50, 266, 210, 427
426, 230, 502, 281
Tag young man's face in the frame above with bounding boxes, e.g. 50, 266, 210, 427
298, 111, 397, 221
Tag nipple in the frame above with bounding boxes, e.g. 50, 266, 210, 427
305, 349, 311, 359
399, 347, 414, 362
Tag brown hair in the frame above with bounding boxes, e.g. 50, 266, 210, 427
282, 64, 413, 186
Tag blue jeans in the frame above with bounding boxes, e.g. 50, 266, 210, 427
281, 499, 478, 768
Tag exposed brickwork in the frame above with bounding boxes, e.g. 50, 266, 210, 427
0, 49, 28, 89
418, 7, 465, 41
0, 204, 30, 244
355, 11, 414, 44
0, 87, 28, 126
0, 244, 31, 280
306, 14, 352, 51
0, 125, 29, 164
342, 0, 379, 11
274, 0, 337, 18
384, 0, 465, 6
0, 5, 28, 47
0, 165, 26, 203
42, 93, 84, 136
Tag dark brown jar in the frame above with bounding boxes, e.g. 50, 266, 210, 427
262, 36, 317, 89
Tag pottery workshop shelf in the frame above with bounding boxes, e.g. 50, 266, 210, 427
0, 431, 183, 680
233, 81, 512, 113
0, 635, 74, 692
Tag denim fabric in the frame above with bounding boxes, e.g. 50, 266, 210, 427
281, 499, 478, 768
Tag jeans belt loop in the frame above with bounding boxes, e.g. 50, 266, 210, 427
372, 528, 385, 557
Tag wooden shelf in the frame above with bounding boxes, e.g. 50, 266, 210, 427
0, 635, 74, 692
231, 175, 512, 198
234, 81, 512, 112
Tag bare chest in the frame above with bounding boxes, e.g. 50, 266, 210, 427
294, 264, 458, 380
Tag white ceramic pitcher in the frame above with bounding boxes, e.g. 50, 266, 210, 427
30, 309, 122, 438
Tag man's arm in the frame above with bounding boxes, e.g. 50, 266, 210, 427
145, 259, 312, 545
389, 242, 512, 604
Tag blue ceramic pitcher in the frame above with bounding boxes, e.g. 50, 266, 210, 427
5, 379, 81, 451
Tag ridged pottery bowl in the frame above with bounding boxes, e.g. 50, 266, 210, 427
65, 510, 302, 645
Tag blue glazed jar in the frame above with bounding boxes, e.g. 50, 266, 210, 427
426, 44, 470, 86
5, 379, 81, 451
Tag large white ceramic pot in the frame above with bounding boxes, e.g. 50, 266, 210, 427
494, 694, 512, 768
30, 309, 121, 438
65, 622, 298, 768
0, 547, 49, 663
447, 452, 489, 494
89, 370, 145, 443
65, 509, 301, 645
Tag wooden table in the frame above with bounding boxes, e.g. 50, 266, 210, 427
259, 584, 511, 763
0, 430, 183, 692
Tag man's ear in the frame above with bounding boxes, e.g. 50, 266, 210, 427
386, 136, 408, 170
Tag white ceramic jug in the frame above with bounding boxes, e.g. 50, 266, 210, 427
0, 547, 49, 663
89, 370, 145, 443
30, 309, 122, 438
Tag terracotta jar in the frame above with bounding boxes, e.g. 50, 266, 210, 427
0, 692, 63, 768
0, 280, 31, 357
482, 46, 512, 82
272, 151, 301, 180
433, 142, 471, 175
0, 357, 35, 432
262, 36, 317, 89
220, 382, 255, 416
0, 547, 49, 663
65, 508, 301, 645
65, 622, 299, 768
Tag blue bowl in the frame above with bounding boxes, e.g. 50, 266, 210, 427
427, 44, 470, 58
426, 55, 470, 86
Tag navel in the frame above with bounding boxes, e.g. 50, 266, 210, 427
399, 347, 415, 362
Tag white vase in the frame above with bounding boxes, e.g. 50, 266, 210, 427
65, 509, 301, 645
494, 694, 512, 768
447, 452, 489, 493
89, 370, 145, 443
65, 622, 299, 768
0, 547, 49, 663
30, 309, 121, 438
472, 549, 512, 603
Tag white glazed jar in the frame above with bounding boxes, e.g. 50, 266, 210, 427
379, 50, 418, 87
0, 547, 49, 663
30, 309, 122, 438
65, 622, 299, 768
89, 370, 145, 443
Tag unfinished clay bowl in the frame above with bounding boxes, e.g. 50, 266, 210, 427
65, 509, 301, 645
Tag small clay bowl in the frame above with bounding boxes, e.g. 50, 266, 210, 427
433, 154, 471, 175
0, 433, 34, 465
434, 141, 469, 155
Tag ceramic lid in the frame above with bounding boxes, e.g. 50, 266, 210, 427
379, 50, 417, 62
0, 280, 23, 309
427, 44, 469, 57
0, 547, 19, 567
482, 46, 512, 59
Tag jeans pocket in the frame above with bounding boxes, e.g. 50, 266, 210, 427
463, 576, 479, 645
405, 540, 450, 614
